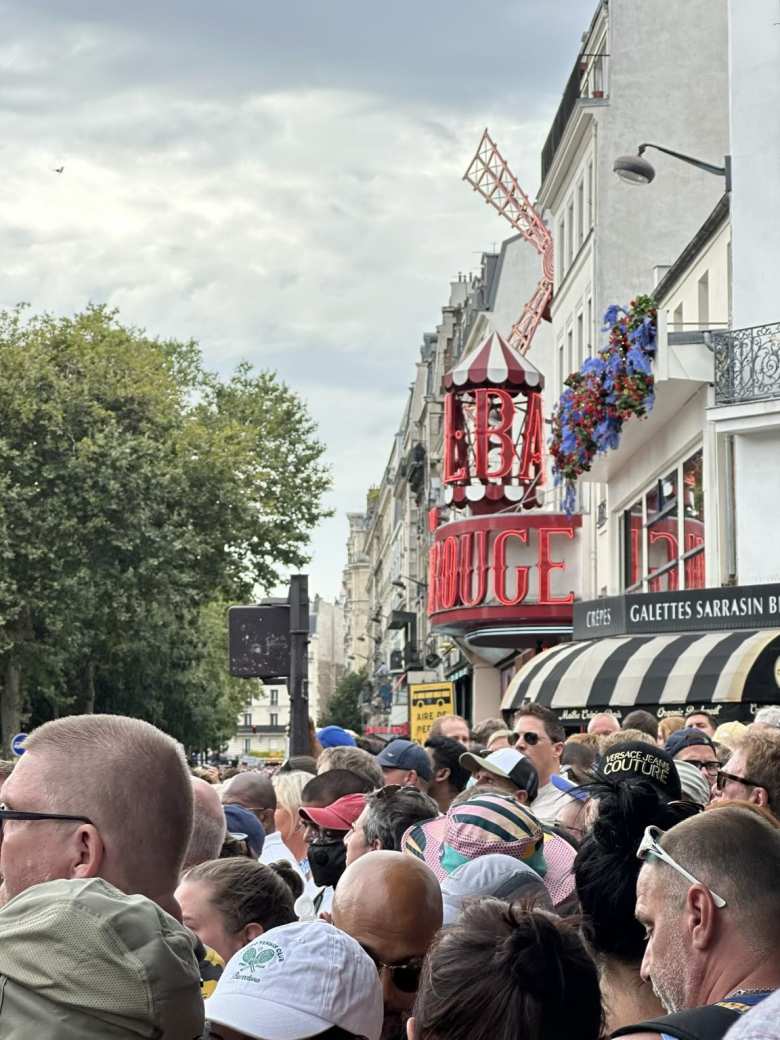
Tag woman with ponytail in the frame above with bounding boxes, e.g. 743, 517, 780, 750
408, 899, 603, 1040
574, 742, 700, 1036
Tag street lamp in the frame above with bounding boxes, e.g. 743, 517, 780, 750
613, 143, 731, 190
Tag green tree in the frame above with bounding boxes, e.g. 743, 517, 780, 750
318, 671, 366, 734
0, 305, 330, 752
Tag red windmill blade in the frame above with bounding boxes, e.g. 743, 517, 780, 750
463, 129, 553, 355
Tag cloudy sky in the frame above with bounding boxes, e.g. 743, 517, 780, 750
1, 0, 596, 600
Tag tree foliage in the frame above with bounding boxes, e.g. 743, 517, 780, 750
0, 305, 331, 752
317, 670, 366, 734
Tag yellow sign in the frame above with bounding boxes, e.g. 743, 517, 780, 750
409, 682, 456, 745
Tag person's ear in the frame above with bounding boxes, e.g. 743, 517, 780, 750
370, 837, 382, 852
434, 766, 451, 785
688, 885, 717, 951
70, 825, 105, 880
753, 786, 769, 808
241, 922, 265, 945
552, 740, 565, 762
406, 1016, 416, 1040
514, 789, 529, 805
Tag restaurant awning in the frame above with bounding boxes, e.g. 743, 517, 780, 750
501, 629, 780, 717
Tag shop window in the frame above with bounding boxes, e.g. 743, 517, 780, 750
622, 448, 705, 592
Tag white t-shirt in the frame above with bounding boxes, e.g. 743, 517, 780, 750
259, 831, 302, 871
531, 779, 573, 823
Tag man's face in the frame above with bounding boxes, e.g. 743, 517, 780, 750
588, 716, 619, 737
686, 714, 716, 738
473, 770, 525, 802
0, 753, 86, 900
636, 864, 691, 1013
345, 806, 375, 866
675, 744, 719, 784
711, 748, 759, 804
513, 716, 561, 780
439, 719, 470, 746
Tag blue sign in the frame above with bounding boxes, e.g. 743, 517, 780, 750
10, 733, 28, 757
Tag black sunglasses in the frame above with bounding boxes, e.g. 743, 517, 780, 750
0, 805, 94, 836
363, 950, 424, 993
514, 731, 544, 747
715, 769, 764, 792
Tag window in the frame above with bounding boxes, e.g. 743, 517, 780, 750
557, 339, 565, 395
673, 303, 684, 331
698, 271, 710, 327
567, 329, 574, 376
243, 713, 252, 727
577, 180, 584, 247
567, 201, 575, 265
270, 713, 279, 727
622, 448, 705, 592
558, 219, 566, 283
577, 312, 584, 366
587, 297, 593, 356
587, 161, 594, 228
243, 738, 251, 754
270, 689, 279, 706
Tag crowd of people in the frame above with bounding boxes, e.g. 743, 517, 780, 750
0, 705, 779, 1039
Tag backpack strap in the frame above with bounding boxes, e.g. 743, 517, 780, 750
611, 1003, 744, 1040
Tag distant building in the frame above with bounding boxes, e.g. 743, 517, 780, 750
225, 682, 289, 763
308, 595, 346, 722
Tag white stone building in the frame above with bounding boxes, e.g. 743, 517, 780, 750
226, 682, 289, 762
308, 595, 346, 723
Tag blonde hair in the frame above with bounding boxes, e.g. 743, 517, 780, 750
25, 714, 192, 899
657, 715, 685, 745
272, 770, 311, 814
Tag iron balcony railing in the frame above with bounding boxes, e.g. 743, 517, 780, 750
712, 321, 780, 405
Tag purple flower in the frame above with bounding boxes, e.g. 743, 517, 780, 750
626, 346, 653, 375
562, 483, 577, 515
602, 304, 625, 329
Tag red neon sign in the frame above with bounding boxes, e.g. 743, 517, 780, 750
428, 514, 581, 627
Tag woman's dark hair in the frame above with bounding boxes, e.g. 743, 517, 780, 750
574, 777, 700, 964
412, 899, 602, 1040
185, 858, 296, 935
268, 859, 304, 901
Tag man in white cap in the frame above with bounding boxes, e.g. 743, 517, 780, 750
206, 919, 383, 1040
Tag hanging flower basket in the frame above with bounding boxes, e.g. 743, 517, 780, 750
550, 295, 658, 513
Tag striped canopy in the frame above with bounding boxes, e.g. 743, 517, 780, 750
444, 331, 544, 392
502, 629, 780, 717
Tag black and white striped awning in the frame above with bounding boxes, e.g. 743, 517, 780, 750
501, 629, 780, 715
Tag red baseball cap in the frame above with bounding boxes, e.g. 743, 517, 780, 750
299, 793, 366, 832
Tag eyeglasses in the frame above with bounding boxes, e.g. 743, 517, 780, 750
637, 825, 726, 908
0, 804, 94, 837
690, 760, 720, 776
362, 948, 424, 993
715, 769, 765, 792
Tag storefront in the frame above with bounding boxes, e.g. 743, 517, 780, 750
502, 581, 780, 725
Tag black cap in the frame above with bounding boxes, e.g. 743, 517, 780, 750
664, 728, 715, 758
599, 741, 682, 800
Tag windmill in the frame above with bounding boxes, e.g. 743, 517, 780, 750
463, 129, 553, 355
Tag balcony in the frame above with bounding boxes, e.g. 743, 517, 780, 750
541, 53, 608, 183
236, 724, 286, 735
712, 322, 780, 405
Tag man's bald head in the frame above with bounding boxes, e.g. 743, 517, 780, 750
587, 713, 620, 736
183, 777, 226, 871
333, 851, 442, 958
222, 771, 276, 833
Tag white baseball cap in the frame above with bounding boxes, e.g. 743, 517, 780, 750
206, 920, 383, 1040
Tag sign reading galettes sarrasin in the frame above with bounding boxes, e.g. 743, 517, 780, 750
573, 582, 780, 641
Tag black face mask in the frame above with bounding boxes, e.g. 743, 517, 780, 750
309, 839, 347, 888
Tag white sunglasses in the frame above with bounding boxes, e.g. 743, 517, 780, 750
637, 825, 727, 908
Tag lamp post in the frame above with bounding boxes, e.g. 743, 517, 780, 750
613, 143, 731, 191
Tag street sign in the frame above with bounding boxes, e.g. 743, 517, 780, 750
409, 682, 455, 745
10, 732, 28, 757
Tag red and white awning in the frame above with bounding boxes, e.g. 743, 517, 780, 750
444, 331, 544, 392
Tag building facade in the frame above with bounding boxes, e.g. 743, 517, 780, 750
308, 595, 346, 723
226, 682, 289, 762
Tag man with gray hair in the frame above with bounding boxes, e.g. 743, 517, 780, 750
751, 705, 780, 732
614, 806, 780, 1040
317, 744, 384, 789
182, 776, 227, 871
0, 714, 193, 919
344, 785, 438, 865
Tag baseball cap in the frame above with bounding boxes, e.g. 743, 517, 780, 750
376, 739, 433, 782
299, 793, 366, 832
0, 878, 203, 1040
316, 725, 357, 749
459, 748, 539, 801
206, 920, 383, 1040
599, 741, 682, 800
441, 854, 552, 925
665, 728, 715, 758
674, 760, 711, 807
223, 804, 266, 857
